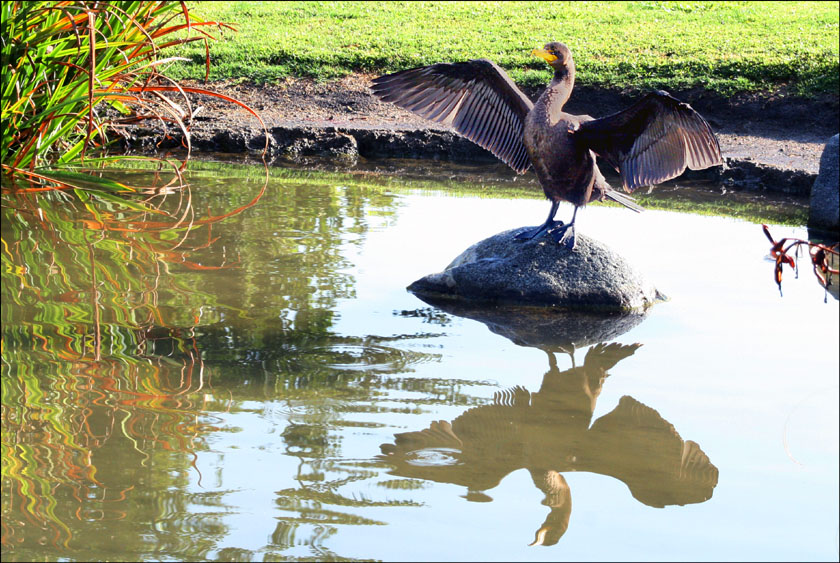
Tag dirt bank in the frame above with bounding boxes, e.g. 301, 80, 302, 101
119, 74, 838, 196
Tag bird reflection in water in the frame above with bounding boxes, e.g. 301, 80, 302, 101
379, 341, 719, 546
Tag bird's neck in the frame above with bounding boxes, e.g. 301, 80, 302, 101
536, 66, 575, 124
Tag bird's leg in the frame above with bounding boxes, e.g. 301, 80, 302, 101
514, 201, 562, 241
547, 206, 578, 249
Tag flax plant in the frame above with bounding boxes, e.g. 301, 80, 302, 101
0, 1, 264, 202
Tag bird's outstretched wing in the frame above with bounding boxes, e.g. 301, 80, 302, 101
371, 59, 533, 173
576, 90, 723, 192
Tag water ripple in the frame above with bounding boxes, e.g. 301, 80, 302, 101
305, 344, 409, 372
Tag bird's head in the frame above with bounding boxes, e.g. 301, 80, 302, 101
532, 42, 573, 73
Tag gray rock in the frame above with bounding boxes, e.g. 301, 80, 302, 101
269, 126, 359, 162
808, 134, 839, 235
721, 157, 815, 196
408, 229, 665, 312
352, 127, 496, 162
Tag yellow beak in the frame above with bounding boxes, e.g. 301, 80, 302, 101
532, 48, 558, 63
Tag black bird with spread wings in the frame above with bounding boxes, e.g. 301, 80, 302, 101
371, 42, 723, 249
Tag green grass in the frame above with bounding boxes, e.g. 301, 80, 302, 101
165, 1, 839, 97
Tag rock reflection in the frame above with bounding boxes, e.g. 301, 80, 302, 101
411, 297, 649, 358
379, 303, 719, 546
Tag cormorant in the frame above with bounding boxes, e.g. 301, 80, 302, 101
371, 42, 723, 249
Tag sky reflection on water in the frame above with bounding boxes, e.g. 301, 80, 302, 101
1, 161, 837, 562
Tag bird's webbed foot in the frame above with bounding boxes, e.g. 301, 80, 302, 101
548, 222, 576, 250
514, 220, 564, 241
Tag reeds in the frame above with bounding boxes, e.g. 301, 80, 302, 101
1, 1, 263, 198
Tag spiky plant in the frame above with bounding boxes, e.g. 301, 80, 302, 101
1, 0, 263, 200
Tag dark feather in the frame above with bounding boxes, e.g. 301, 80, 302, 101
371, 59, 534, 173
576, 90, 722, 192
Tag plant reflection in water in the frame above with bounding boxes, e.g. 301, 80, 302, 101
1, 162, 264, 554
379, 302, 719, 546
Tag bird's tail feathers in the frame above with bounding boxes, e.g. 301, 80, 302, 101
605, 189, 644, 213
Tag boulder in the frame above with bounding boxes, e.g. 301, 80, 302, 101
269, 126, 359, 162
408, 228, 665, 313
808, 134, 839, 236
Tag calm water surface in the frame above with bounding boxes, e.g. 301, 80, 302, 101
2, 160, 838, 562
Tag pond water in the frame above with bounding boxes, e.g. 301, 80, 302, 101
2, 159, 838, 562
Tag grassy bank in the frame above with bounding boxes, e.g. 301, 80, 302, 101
167, 1, 839, 97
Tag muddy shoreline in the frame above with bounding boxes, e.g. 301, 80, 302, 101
118, 75, 838, 196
